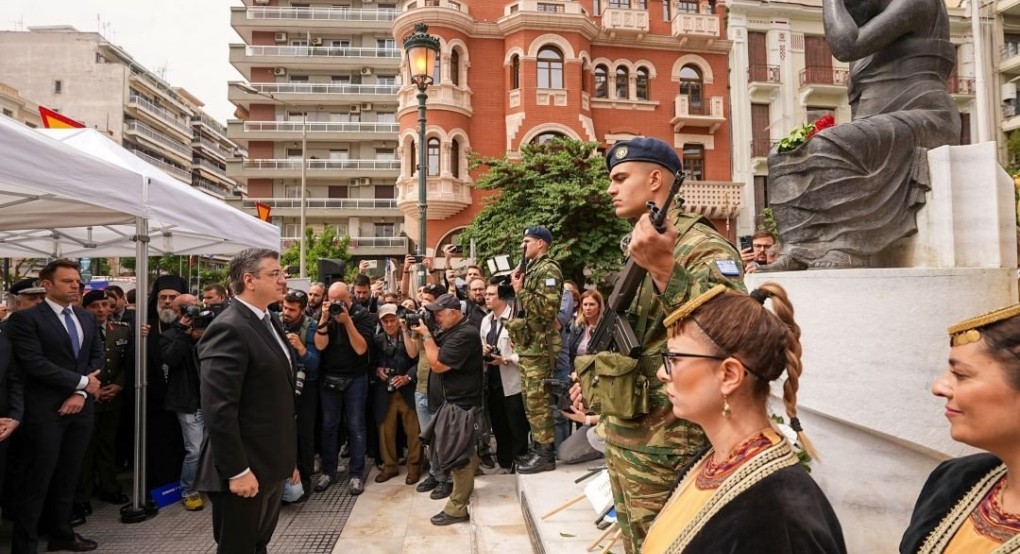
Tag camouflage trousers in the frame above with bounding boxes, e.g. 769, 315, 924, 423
518, 353, 556, 445
605, 442, 688, 554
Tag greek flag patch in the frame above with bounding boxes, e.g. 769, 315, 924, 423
715, 260, 741, 277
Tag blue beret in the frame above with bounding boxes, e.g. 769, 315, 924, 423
524, 226, 553, 245
605, 137, 683, 175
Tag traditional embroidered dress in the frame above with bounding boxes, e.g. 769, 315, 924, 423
902, 454, 1020, 553
641, 428, 846, 554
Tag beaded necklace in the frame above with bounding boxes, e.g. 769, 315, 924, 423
696, 431, 772, 490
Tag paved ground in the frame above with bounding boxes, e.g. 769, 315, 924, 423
0, 473, 358, 554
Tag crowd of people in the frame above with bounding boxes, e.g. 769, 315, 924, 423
0, 136, 1018, 554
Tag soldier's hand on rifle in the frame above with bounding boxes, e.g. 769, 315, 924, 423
510, 270, 524, 292
629, 212, 678, 293
569, 381, 585, 413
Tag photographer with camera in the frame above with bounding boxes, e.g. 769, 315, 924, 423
408, 284, 452, 498
313, 282, 374, 495
279, 290, 321, 503
411, 293, 484, 526
370, 304, 421, 485
479, 278, 529, 473
162, 293, 210, 511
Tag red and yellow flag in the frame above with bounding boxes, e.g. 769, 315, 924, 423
255, 202, 271, 222
39, 106, 85, 129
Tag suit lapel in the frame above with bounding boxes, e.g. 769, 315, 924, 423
39, 303, 77, 360
237, 305, 292, 374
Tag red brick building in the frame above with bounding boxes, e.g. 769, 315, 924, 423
394, 0, 743, 254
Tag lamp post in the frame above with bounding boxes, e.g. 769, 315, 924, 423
403, 23, 440, 257
233, 82, 308, 277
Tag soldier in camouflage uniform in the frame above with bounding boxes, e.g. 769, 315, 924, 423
508, 226, 563, 474
598, 137, 746, 553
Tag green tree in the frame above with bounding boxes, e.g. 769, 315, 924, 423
459, 138, 631, 286
281, 226, 352, 281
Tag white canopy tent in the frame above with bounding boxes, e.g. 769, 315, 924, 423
0, 116, 281, 519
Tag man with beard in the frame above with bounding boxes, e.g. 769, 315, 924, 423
163, 293, 206, 511
463, 278, 488, 328
305, 282, 325, 319
201, 284, 227, 308
147, 275, 188, 496
280, 289, 320, 503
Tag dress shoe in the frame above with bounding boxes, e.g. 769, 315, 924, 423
479, 451, 496, 470
516, 442, 556, 475
374, 469, 398, 483
429, 481, 452, 500
405, 465, 421, 485
98, 491, 130, 505
71, 503, 90, 527
46, 532, 98, 552
430, 511, 469, 526
415, 475, 438, 493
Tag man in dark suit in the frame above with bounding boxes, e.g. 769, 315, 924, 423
197, 248, 298, 554
8, 259, 104, 553
0, 307, 24, 509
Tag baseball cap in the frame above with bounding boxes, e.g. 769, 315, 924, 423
378, 303, 399, 319
424, 293, 460, 312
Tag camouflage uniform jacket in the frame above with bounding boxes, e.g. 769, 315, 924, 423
511, 253, 563, 357
603, 212, 746, 455
97, 320, 132, 413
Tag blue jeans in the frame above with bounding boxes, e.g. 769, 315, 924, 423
176, 409, 204, 493
414, 391, 447, 482
320, 374, 368, 479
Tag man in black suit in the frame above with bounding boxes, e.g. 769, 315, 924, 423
0, 306, 24, 509
197, 248, 298, 554
8, 259, 104, 553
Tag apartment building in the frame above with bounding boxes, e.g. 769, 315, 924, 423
727, 0, 977, 235
227, 0, 407, 258
996, 0, 1020, 166
0, 27, 241, 200
389, 0, 742, 254
0, 82, 43, 128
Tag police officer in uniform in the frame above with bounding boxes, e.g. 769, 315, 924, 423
508, 226, 563, 474
594, 137, 746, 553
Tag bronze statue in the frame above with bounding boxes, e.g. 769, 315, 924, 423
766, 0, 961, 269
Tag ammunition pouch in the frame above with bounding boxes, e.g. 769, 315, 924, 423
575, 352, 648, 419
505, 318, 531, 348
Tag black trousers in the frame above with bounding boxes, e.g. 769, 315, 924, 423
295, 379, 319, 484
13, 413, 93, 554
76, 404, 123, 502
209, 480, 285, 554
487, 388, 529, 469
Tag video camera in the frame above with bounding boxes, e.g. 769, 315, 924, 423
544, 378, 574, 411
180, 304, 223, 330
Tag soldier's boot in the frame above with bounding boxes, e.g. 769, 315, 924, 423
514, 441, 536, 467
516, 442, 556, 474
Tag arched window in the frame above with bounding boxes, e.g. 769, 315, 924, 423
427, 137, 440, 176
451, 139, 461, 178
594, 64, 609, 98
615, 67, 629, 99
409, 141, 417, 175
678, 65, 703, 108
581, 61, 589, 94
532, 131, 566, 145
511, 54, 521, 90
451, 49, 461, 86
683, 143, 704, 181
537, 46, 564, 89
636, 67, 650, 100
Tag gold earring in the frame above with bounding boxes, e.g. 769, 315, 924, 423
722, 394, 731, 418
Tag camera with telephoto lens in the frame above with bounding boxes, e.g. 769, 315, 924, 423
180, 304, 221, 330
295, 368, 306, 396
544, 378, 574, 411
401, 308, 434, 332
483, 345, 501, 364
383, 367, 400, 393
328, 300, 346, 317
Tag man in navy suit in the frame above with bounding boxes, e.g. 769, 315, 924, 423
8, 259, 104, 553
197, 248, 298, 554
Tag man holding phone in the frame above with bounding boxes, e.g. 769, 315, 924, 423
740, 231, 776, 271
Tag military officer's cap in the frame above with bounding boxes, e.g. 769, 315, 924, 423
82, 289, 107, 307
10, 278, 45, 296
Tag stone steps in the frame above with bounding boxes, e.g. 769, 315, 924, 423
517, 464, 623, 554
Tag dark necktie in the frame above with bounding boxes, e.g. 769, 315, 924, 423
263, 314, 289, 361
63, 307, 80, 358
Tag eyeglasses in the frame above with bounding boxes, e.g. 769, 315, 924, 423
752, 243, 772, 250
660, 351, 727, 377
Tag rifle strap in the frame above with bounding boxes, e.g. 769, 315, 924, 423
632, 213, 705, 343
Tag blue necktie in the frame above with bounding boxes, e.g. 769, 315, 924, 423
63, 307, 81, 358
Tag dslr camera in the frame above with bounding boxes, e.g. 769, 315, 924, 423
400, 308, 435, 333
382, 367, 400, 393
483, 345, 501, 364
180, 304, 221, 330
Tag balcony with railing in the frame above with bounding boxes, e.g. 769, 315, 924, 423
227, 120, 400, 142
127, 93, 193, 138
231, 44, 401, 72
398, 83, 473, 116
194, 157, 230, 179
682, 181, 744, 218
229, 81, 401, 105
601, 8, 650, 37
798, 66, 850, 102
396, 175, 472, 220
947, 76, 975, 96
193, 112, 230, 140
128, 148, 192, 183
671, 11, 721, 45
1002, 103, 1020, 132
670, 95, 726, 132
193, 177, 230, 199
226, 158, 401, 179
403, 0, 468, 11
503, 0, 587, 15
193, 136, 233, 161
241, 197, 401, 217
348, 236, 409, 255
123, 120, 192, 161
238, 6, 398, 22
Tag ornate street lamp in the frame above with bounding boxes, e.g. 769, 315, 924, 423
403, 22, 440, 256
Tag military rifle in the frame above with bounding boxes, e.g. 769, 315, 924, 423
588, 169, 686, 358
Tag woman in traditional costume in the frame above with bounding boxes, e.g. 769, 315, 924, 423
641, 283, 846, 553
900, 305, 1020, 553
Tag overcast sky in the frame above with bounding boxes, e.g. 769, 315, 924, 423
5, 0, 243, 123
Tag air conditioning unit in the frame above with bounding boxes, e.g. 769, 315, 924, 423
273, 67, 287, 76
274, 32, 288, 43
361, 103, 373, 111
254, 0, 270, 5
360, 67, 373, 76
349, 105, 361, 114
360, 177, 372, 186
1003, 83, 1017, 102
310, 36, 323, 46
349, 177, 362, 186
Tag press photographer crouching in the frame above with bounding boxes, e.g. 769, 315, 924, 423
413, 293, 484, 526
280, 289, 321, 503
371, 304, 421, 485
314, 282, 374, 495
